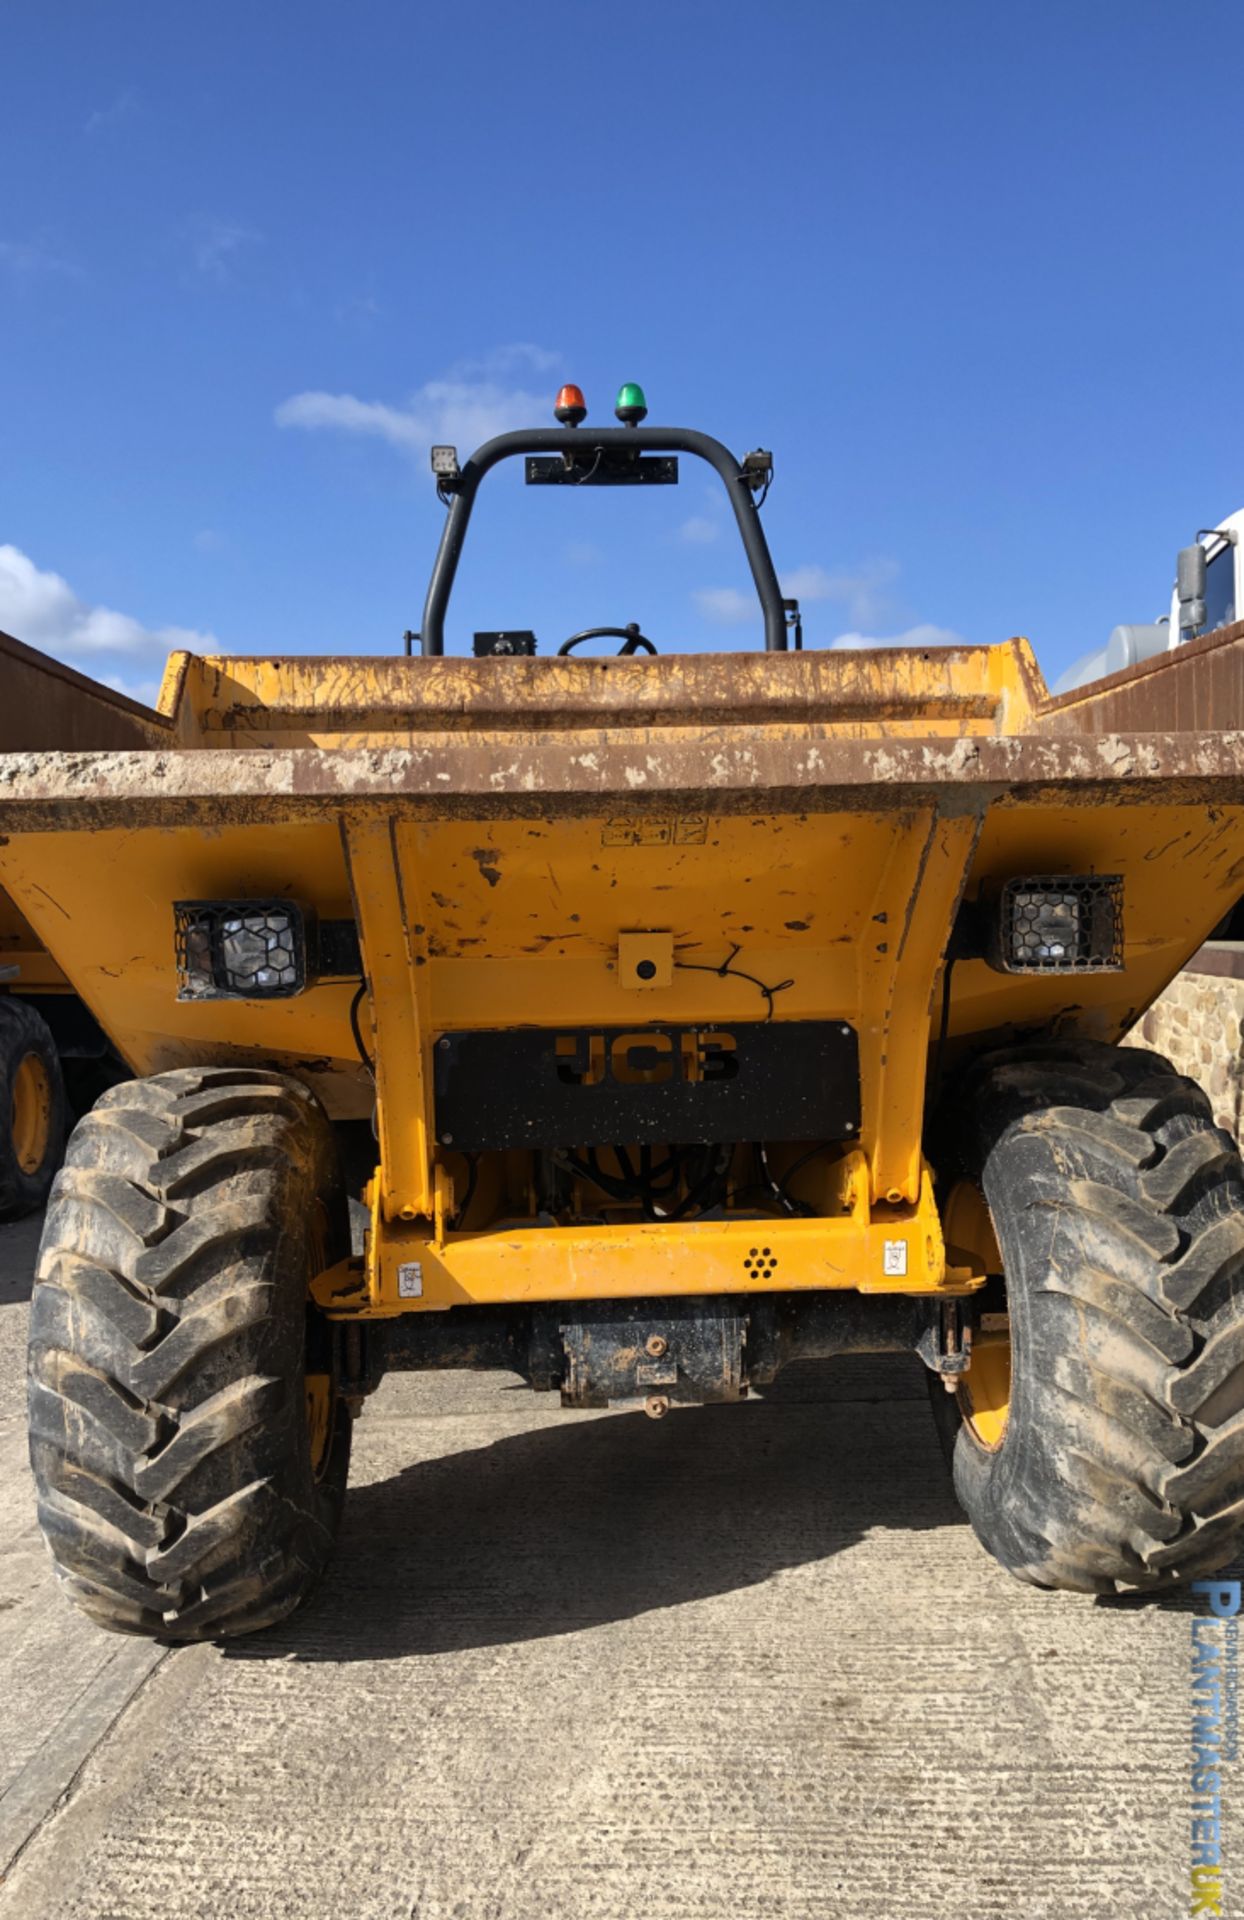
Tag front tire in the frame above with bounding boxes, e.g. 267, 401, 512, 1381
27, 1066, 351, 1639
937, 1039, 1244, 1593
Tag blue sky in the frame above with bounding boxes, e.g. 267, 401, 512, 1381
2, 1, 1241, 700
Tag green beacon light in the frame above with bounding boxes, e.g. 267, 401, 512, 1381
614, 381, 648, 426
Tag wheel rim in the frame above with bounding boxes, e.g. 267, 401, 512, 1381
943, 1179, 1011, 1450
959, 1333, 1011, 1450
11, 1050, 52, 1175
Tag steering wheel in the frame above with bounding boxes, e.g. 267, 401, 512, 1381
557, 622, 659, 658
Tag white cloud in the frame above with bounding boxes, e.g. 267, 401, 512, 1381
0, 545, 216, 700
334, 292, 382, 329
694, 554, 963, 649
779, 565, 836, 601
276, 391, 428, 451
679, 515, 720, 546
275, 345, 563, 463
781, 559, 900, 627
193, 528, 226, 553
190, 217, 261, 281
101, 671, 163, 706
696, 557, 904, 629
451, 344, 561, 379
829, 623, 966, 650
277, 379, 544, 457
693, 586, 754, 625
0, 239, 80, 283
85, 88, 138, 135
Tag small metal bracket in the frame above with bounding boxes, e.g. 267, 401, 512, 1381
617, 930, 673, 989
914, 1298, 973, 1383
525, 451, 678, 487
473, 631, 537, 657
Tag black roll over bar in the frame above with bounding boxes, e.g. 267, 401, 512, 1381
413, 424, 790, 656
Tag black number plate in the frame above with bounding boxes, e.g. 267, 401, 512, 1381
432, 1020, 860, 1150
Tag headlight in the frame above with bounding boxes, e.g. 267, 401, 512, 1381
175, 901, 308, 1000
991, 875, 1123, 974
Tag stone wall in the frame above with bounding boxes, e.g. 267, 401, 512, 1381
1135, 958, 1244, 1142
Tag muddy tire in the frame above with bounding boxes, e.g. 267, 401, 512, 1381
0, 998, 66, 1218
27, 1066, 351, 1639
937, 1039, 1244, 1593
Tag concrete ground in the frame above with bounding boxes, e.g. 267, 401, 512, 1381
0, 1210, 1214, 1919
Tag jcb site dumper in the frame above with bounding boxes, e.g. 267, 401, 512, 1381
0, 632, 154, 1216
8, 386, 1244, 1639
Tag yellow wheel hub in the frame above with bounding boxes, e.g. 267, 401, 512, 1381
959, 1334, 1011, 1450
943, 1178, 1011, 1450
11, 1050, 52, 1176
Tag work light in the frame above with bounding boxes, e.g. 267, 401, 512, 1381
991, 875, 1123, 974
175, 901, 308, 1000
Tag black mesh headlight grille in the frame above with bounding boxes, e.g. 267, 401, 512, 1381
175, 901, 308, 1000
992, 875, 1123, 974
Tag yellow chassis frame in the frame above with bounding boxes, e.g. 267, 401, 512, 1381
311, 1156, 978, 1317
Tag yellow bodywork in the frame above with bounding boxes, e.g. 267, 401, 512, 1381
1, 630, 1243, 1317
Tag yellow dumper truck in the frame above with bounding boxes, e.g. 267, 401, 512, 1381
8, 385, 1244, 1639
0, 631, 156, 1215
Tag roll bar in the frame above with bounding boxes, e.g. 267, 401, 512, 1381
415, 425, 789, 656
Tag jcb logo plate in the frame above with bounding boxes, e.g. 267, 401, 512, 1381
432, 1021, 860, 1153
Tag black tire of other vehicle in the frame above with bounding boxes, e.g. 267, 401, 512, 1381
935, 1039, 1244, 1593
27, 1066, 351, 1639
0, 997, 66, 1218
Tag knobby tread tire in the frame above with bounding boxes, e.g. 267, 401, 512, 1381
0, 997, 66, 1218
27, 1066, 351, 1639
939, 1038, 1244, 1593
